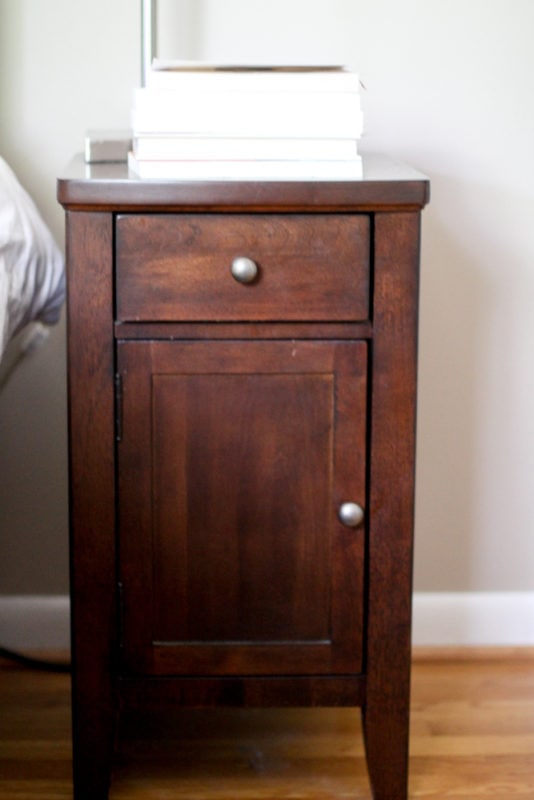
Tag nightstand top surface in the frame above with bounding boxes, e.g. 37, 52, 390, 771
58, 152, 429, 211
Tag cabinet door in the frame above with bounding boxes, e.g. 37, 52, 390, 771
117, 340, 367, 676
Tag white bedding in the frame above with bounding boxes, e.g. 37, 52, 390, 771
0, 156, 65, 358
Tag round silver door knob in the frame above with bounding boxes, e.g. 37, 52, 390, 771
338, 502, 364, 528
231, 256, 258, 284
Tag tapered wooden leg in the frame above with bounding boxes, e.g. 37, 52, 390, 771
71, 672, 116, 798
70, 591, 117, 800
362, 692, 410, 800
66, 211, 117, 799
362, 211, 420, 800
72, 716, 114, 800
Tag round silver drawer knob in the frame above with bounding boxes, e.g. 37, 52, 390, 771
231, 256, 258, 284
338, 502, 364, 528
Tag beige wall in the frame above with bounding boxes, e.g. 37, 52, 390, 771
0, 0, 138, 593
195, 0, 534, 593
1, 0, 533, 598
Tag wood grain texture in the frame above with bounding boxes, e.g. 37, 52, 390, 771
57, 153, 430, 212
65, 211, 117, 799
114, 320, 374, 340
59, 165, 429, 799
116, 214, 370, 322
363, 211, 421, 799
2, 650, 534, 799
117, 340, 367, 678
119, 675, 365, 710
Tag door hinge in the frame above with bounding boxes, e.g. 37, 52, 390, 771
114, 373, 123, 442
117, 581, 124, 651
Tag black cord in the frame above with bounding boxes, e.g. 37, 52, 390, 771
0, 645, 71, 673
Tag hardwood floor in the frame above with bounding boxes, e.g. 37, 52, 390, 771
1, 649, 533, 798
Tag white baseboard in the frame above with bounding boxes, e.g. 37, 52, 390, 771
1, 592, 534, 651
0, 595, 70, 650
412, 591, 534, 646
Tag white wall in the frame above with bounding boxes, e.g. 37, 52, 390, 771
1, 0, 533, 643
0, 0, 138, 594
193, 0, 534, 594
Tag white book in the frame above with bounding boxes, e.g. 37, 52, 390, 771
127, 151, 363, 181
147, 61, 361, 93
132, 89, 363, 139
133, 135, 359, 162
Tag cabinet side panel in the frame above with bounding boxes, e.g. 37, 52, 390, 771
364, 211, 421, 800
66, 211, 116, 798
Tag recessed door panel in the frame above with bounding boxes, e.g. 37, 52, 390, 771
118, 340, 366, 676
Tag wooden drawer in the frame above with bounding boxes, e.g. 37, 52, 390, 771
116, 214, 370, 322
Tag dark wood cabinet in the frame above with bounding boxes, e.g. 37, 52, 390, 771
118, 339, 367, 677
58, 154, 429, 799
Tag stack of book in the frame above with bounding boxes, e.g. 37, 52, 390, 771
128, 61, 364, 180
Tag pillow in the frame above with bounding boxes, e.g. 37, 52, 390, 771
0, 156, 65, 358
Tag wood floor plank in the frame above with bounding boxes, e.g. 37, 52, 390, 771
1, 651, 534, 798
112, 707, 371, 799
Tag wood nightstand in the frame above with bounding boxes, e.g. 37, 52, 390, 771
58, 154, 429, 799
